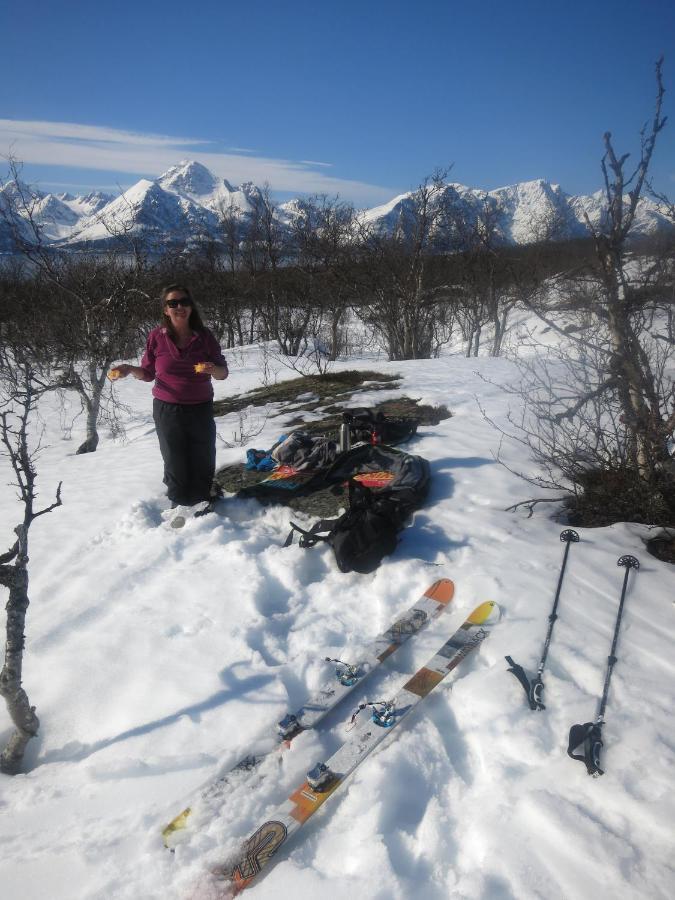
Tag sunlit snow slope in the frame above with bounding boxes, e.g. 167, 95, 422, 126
0, 338, 672, 900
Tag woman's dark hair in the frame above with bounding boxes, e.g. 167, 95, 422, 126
159, 283, 206, 336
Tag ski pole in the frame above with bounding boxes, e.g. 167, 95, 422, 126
505, 529, 579, 710
567, 554, 639, 776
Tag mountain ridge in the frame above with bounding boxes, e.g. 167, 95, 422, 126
1, 160, 671, 252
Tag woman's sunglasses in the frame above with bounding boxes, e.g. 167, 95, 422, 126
165, 298, 192, 308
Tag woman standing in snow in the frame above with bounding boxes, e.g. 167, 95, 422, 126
111, 284, 228, 507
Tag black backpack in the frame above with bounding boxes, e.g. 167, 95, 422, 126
285, 480, 401, 574
343, 409, 418, 445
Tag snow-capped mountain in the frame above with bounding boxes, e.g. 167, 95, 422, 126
0, 181, 114, 247
0, 182, 35, 250
157, 161, 263, 218
32, 194, 79, 240
1, 161, 671, 253
64, 162, 268, 249
59, 191, 112, 218
68, 177, 220, 248
359, 177, 669, 246
490, 179, 584, 243
158, 161, 221, 198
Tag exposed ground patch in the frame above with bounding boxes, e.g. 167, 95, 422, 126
564, 467, 675, 564
213, 370, 401, 418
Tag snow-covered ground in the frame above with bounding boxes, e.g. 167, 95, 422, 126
0, 339, 672, 900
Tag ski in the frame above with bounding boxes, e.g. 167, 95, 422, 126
210, 599, 499, 894
162, 578, 454, 846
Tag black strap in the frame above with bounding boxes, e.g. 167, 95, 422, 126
194, 500, 216, 518
567, 722, 604, 776
284, 518, 339, 548
505, 656, 545, 711
284, 476, 391, 554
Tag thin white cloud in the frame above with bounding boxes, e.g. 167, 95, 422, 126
0, 119, 205, 148
299, 159, 333, 168
0, 119, 395, 205
28, 180, 133, 193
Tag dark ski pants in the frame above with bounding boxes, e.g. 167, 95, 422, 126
153, 399, 216, 505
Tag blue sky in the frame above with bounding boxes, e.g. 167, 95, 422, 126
2, 0, 674, 206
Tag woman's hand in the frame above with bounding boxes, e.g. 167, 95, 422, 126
195, 362, 228, 380
109, 364, 151, 381
109, 364, 131, 379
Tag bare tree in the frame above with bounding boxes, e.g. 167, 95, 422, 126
354, 172, 458, 360
0, 345, 62, 773
211, 198, 253, 346
288, 194, 355, 361
451, 193, 504, 356
1, 159, 154, 452
494, 60, 674, 522
451, 192, 570, 357
576, 58, 671, 480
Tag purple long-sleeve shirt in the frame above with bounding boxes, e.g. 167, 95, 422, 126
140, 327, 228, 404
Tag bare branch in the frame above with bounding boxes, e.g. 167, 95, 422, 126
0, 542, 19, 565
33, 481, 63, 519
505, 497, 570, 517
551, 377, 617, 423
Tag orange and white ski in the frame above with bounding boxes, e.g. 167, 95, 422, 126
213, 600, 500, 894
163, 579, 454, 846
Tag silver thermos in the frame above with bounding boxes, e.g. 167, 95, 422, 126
339, 423, 351, 452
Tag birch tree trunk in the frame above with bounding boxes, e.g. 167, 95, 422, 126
0, 528, 40, 774
603, 251, 664, 479
1, 354, 63, 774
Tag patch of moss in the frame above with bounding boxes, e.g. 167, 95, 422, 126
213, 370, 401, 418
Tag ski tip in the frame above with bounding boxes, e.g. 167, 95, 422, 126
424, 579, 455, 604
162, 807, 192, 847
467, 601, 500, 626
